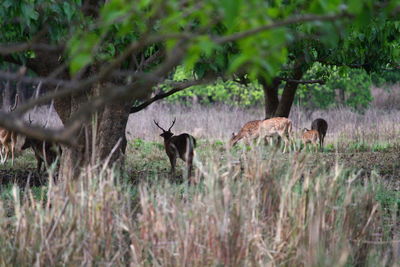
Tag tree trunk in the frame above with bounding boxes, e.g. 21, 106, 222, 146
4, 38, 133, 181
275, 67, 304, 118
260, 77, 281, 119
16, 80, 26, 104
2, 81, 11, 111
57, 90, 131, 181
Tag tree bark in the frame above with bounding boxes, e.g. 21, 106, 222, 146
57, 86, 131, 181
275, 67, 304, 118
259, 77, 281, 119
2, 81, 12, 111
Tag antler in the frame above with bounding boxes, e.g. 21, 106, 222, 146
9, 93, 19, 112
168, 117, 176, 131
153, 120, 166, 132
28, 113, 33, 125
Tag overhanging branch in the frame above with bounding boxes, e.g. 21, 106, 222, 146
277, 77, 325, 84
215, 12, 352, 44
130, 75, 218, 113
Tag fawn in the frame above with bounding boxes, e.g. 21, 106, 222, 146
0, 94, 19, 165
301, 128, 319, 152
311, 118, 328, 148
230, 117, 292, 152
154, 118, 196, 178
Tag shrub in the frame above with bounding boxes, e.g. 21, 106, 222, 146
296, 63, 373, 110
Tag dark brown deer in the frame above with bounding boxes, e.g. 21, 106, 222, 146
21, 116, 61, 172
0, 94, 19, 165
311, 118, 328, 148
154, 118, 196, 178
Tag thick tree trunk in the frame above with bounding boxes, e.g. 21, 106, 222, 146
57, 91, 131, 181
275, 67, 304, 118
260, 77, 281, 119
95, 100, 131, 164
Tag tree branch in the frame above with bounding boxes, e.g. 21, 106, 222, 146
277, 77, 325, 84
130, 76, 217, 113
215, 12, 352, 44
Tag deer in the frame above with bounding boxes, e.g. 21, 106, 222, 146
21, 116, 61, 173
311, 118, 328, 149
230, 117, 292, 152
154, 118, 196, 178
0, 94, 19, 165
301, 128, 320, 152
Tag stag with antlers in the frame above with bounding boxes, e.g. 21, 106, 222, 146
154, 118, 196, 179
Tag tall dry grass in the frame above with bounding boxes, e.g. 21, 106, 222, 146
24, 88, 400, 146
127, 103, 400, 146
0, 148, 398, 266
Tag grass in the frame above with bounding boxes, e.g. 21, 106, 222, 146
0, 142, 398, 266
0, 102, 399, 266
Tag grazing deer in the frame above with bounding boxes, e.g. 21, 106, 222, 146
154, 118, 196, 178
230, 117, 292, 152
311, 118, 328, 148
0, 94, 19, 165
230, 120, 263, 147
21, 116, 61, 172
301, 128, 319, 152
21, 137, 61, 173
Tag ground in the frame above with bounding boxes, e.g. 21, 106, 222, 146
2, 138, 398, 190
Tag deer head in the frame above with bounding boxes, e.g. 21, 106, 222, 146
154, 118, 176, 140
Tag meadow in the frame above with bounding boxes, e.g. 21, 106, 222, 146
0, 89, 399, 266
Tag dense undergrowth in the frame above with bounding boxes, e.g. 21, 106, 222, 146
0, 142, 398, 266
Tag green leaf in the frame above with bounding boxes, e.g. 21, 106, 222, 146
63, 2, 74, 21
70, 53, 92, 75
221, 0, 242, 30
228, 54, 248, 73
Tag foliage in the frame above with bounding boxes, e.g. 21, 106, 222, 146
296, 63, 372, 110
371, 69, 400, 86
165, 67, 263, 106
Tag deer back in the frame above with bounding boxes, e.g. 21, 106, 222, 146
302, 129, 319, 144
234, 120, 262, 139
311, 118, 328, 138
169, 133, 196, 158
260, 117, 292, 136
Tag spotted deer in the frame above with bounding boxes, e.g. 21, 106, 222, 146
230, 117, 292, 152
0, 94, 19, 165
311, 118, 328, 148
154, 118, 196, 178
301, 128, 319, 152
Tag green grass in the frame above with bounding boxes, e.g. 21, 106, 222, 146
0, 138, 398, 265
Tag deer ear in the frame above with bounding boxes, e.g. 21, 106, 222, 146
232, 132, 235, 137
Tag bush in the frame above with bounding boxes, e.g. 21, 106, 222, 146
167, 67, 264, 107
371, 69, 400, 86
296, 63, 373, 110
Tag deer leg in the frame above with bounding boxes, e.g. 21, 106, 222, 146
185, 151, 194, 182
282, 135, 289, 153
168, 154, 176, 174
0, 146, 4, 164
320, 135, 324, 151
11, 142, 15, 167
38, 159, 43, 173
2, 145, 9, 164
